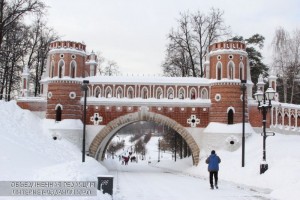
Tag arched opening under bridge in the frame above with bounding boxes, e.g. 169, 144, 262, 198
89, 109, 200, 165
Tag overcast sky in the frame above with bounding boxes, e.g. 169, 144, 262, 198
45, 0, 299, 75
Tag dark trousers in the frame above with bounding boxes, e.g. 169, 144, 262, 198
209, 171, 218, 186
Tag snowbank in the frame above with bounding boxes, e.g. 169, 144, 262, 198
0, 101, 109, 199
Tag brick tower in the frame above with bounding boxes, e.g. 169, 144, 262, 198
43, 41, 91, 121
207, 41, 251, 124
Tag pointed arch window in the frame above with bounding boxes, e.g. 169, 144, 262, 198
228, 61, 234, 79
216, 62, 222, 80
127, 87, 134, 99
70, 60, 76, 78
116, 87, 123, 98
178, 88, 185, 99
228, 109, 234, 124
141, 87, 148, 99
156, 87, 163, 99
190, 88, 196, 99
239, 62, 245, 80
58, 60, 64, 78
50, 61, 54, 78
167, 88, 174, 99
105, 87, 112, 98
201, 88, 208, 99
94, 87, 101, 98
55, 105, 62, 122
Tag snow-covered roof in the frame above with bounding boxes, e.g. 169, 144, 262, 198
41, 75, 250, 87
49, 48, 86, 56
208, 48, 248, 56
84, 97, 211, 107
87, 75, 210, 85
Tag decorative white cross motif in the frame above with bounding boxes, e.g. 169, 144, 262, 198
90, 113, 103, 125
187, 115, 200, 127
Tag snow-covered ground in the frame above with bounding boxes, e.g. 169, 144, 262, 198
1, 100, 300, 199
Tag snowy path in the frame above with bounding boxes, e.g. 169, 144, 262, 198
103, 161, 271, 200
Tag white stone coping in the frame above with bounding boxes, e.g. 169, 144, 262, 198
82, 97, 211, 107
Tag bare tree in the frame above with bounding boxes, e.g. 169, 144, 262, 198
104, 60, 120, 76
166, 12, 197, 77
162, 39, 191, 77
25, 16, 59, 96
272, 27, 300, 103
192, 8, 230, 77
162, 8, 230, 77
0, 20, 28, 100
96, 52, 106, 75
0, 0, 45, 49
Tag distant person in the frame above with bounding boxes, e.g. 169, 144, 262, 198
206, 150, 221, 189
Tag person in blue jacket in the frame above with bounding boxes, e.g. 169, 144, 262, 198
206, 150, 221, 189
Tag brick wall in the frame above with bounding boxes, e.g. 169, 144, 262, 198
17, 101, 47, 112
210, 83, 247, 124
46, 81, 82, 120
248, 105, 271, 127
84, 105, 209, 128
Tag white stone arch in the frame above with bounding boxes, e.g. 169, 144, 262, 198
216, 61, 222, 80
156, 87, 163, 99
167, 87, 174, 99
105, 86, 112, 98
85, 86, 91, 97
201, 88, 209, 99
239, 62, 245, 80
141, 86, 149, 99
127, 86, 134, 98
89, 111, 200, 165
190, 87, 197, 99
178, 87, 185, 99
58, 59, 65, 78
116, 86, 123, 98
227, 61, 235, 79
50, 61, 55, 78
55, 104, 63, 110
69, 60, 77, 78
227, 106, 236, 114
94, 86, 101, 98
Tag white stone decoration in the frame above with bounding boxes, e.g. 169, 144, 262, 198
69, 92, 76, 99
51, 132, 62, 140
215, 94, 221, 101
47, 92, 52, 99
187, 115, 200, 128
90, 113, 103, 125
225, 135, 240, 152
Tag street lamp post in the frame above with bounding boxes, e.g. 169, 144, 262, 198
255, 87, 276, 174
158, 138, 161, 162
241, 80, 247, 167
81, 80, 89, 163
